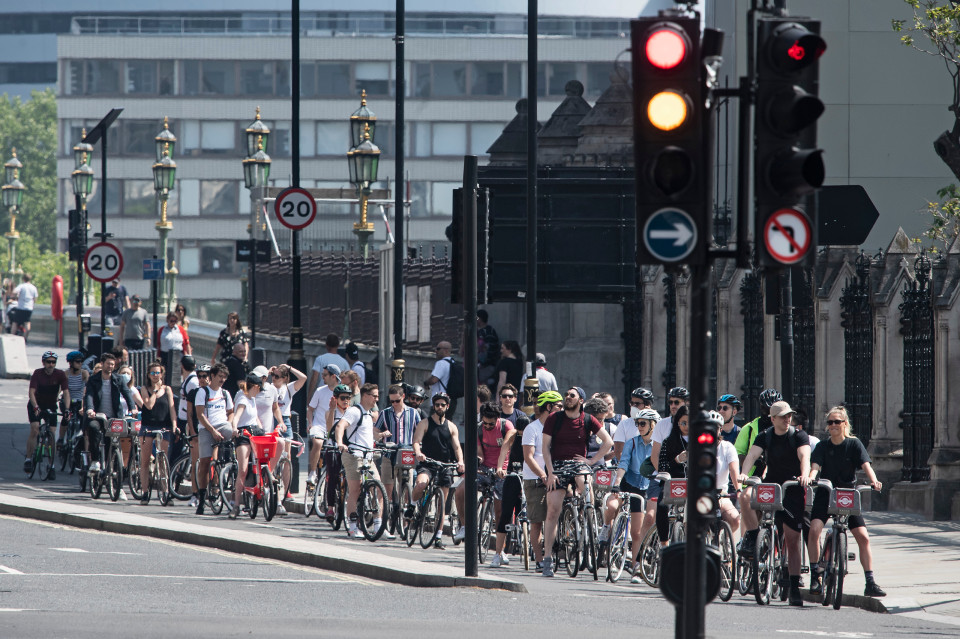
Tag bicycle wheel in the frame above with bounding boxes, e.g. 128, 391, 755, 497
89, 461, 103, 499
638, 526, 661, 587
560, 503, 581, 578
313, 467, 329, 521
219, 462, 237, 515
717, 521, 736, 602
276, 457, 291, 504
304, 467, 318, 517
585, 507, 599, 580
821, 532, 835, 606
358, 480, 388, 542
331, 474, 346, 530
477, 496, 496, 563
607, 511, 630, 583
398, 483, 414, 542
737, 551, 754, 596
520, 519, 531, 571
128, 443, 144, 501
58, 428, 72, 472
418, 487, 444, 549
670, 517, 686, 544
207, 465, 224, 515
448, 494, 462, 546
37, 431, 54, 481
833, 532, 847, 610
753, 527, 774, 605
260, 467, 278, 522
107, 447, 123, 502
156, 451, 170, 506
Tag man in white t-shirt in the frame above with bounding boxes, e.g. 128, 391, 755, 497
335, 383, 384, 538
522, 390, 563, 570
424, 341, 456, 419
11, 273, 38, 341
344, 341, 366, 385
307, 333, 350, 398
194, 363, 233, 515
304, 364, 341, 484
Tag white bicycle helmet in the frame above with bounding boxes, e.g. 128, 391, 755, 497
636, 408, 661, 422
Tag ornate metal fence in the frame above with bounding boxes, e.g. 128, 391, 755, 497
898, 252, 935, 482
792, 267, 816, 416
840, 252, 874, 445
740, 271, 764, 419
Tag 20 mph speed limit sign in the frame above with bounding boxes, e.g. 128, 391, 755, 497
84, 242, 124, 283
763, 208, 812, 265
274, 187, 317, 230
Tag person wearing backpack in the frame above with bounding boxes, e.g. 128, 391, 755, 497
424, 341, 462, 420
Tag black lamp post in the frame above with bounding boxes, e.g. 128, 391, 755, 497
2, 149, 25, 283
71, 133, 94, 349
347, 123, 380, 258
242, 133, 271, 349
153, 118, 177, 312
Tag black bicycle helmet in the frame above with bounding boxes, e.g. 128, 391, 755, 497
407, 384, 427, 400
66, 350, 84, 363
759, 388, 782, 408
631, 387, 656, 402
667, 386, 690, 399
432, 392, 451, 404
718, 393, 743, 410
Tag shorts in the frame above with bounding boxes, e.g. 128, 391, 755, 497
124, 338, 145, 350
342, 451, 380, 483
477, 470, 504, 499
774, 486, 807, 532
416, 462, 455, 488
139, 425, 171, 442
235, 425, 265, 448
379, 454, 402, 485
279, 415, 294, 440
647, 480, 663, 502
27, 402, 57, 424
810, 488, 866, 529
308, 424, 326, 439
198, 424, 232, 458
11, 308, 32, 324
523, 478, 547, 523
619, 479, 647, 513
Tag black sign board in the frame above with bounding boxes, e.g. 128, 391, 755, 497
235, 239, 271, 263
818, 185, 879, 246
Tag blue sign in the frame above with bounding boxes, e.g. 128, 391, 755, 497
642, 208, 698, 263
143, 258, 165, 281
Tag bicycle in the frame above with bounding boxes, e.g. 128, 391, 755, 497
346, 444, 389, 541
552, 460, 600, 580
605, 482, 644, 583
637, 473, 687, 587
234, 431, 279, 521
28, 408, 59, 481
211, 438, 238, 515
502, 466, 531, 571
88, 414, 128, 502
405, 457, 459, 549
58, 403, 84, 475
168, 434, 197, 502
388, 444, 418, 541
476, 465, 500, 563
706, 490, 738, 602
275, 432, 304, 513
312, 439, 346, 529
815, 480, 871, 610
744, 477, 801, 605
130, 426, 171, 506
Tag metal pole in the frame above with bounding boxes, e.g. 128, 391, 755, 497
99, 129, 108, 349
287, 0, 306, 494
250, 219, 257, 349
780, 267, 794, 401
74, 194, 85, 350
736, 76, 751, 269
152, 254, 158, 351
393, 0, 405, 363
526, 0, 538, 378
463, 156, 479, 578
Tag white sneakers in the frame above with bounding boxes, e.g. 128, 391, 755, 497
453, 526, 466, 542
598, 525, 610, 543
277, 503, 288, 517
372, 518, 382, 531
490, 553, 510, 568
307, 470, 318, 484
188, 495, 199, 508
89, 461, 101, 473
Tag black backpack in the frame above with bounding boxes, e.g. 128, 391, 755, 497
440, 357, 465, 399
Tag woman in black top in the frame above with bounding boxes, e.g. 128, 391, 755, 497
138, 361, 177, 505
655, 405, 689, 542
211, 312, 249, 365
495, 341, 524, 396
491, 414, 530, 566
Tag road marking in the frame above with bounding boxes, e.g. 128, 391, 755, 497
0, 608, 34, 612
0, 565, 24, 574
51, 548, 142, 555
776, 632, 874, 638
10, 573, 351, 584
13, 483, 56, 494
51, 548, 88, 553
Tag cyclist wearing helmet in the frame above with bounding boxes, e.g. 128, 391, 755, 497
717, 393, 743, 444
521, 390, 563, 570
316, 383, 354, 518
735, 388, 781, 473
651, 386, 689, 473
614, 404, 661, 461
25, 351, 70, 474
412, 391, 465, 548
404, 384, 428, 421
709, 408, 742, 531
304, 364, 342, 485
629, 387, 656, 411
63, 351, 88, 447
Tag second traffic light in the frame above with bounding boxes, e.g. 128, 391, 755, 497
689, 411, 721, 520
754, 18, 826, 267
632, 16, 707, 266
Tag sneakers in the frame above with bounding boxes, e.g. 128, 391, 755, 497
383, 529, 396, 540
140, 497, 150, 506
119, 489, 128, 501
403, 504, 416, 519
434, 528, 443, 540
277, 503, 288, 517
23, 458, 33, 474
631, 572, 642, 584
372, 517, 382, 531
228, 504, 240, 519
348, 522, 361, 538
542, 556, 554, 577
490, 554, 503, 568
788, 584, 804, 607
89, 461, 101, 474
307, 470, 318, 484
500, 553, 510, 566
188, 495, 199, 508
864, 582, 887, 597
809, 573, 823, 595
738, 535, 756, 559
536, 561, 543, 572
598, 524, 610, 543
453, 526, 466, 542
325, 508, 336, 519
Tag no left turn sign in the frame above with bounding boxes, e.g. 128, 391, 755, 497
763, 208, 812, 265
274, 187, 317, 231
84, 242, 124, 283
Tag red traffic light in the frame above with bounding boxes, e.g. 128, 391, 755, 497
645, 26, 689, 70
697, 432, 716, 445
768, 23, 826, 73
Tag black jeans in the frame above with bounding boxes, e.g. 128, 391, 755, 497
496, 474, 523, 534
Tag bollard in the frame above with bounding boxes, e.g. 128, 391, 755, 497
522, 376, 539, 416
390, 359, 405, 385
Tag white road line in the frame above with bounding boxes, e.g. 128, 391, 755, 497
50, 548, 142, 555
51, 548, 88, 553
0, 608, 34, 612
13, 483, 57, 494
14, 573, 350, 584
776, 632, 874, 638
0, 565, 24, 574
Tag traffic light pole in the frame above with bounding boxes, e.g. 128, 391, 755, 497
780, 267, 794, 401
462, 156, 479, 578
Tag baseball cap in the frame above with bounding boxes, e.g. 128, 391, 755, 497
244, 373, 264, 388
324, 364, 341, 378
769, 400, 796, 418
251, 365, 269, 378
344, 342, 359, 359
571, 386, 586, 400
535, 352, 546, 366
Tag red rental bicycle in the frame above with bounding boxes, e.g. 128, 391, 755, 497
241, 431, 280, 522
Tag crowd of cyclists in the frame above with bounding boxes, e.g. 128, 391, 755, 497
22, 346, 887, 604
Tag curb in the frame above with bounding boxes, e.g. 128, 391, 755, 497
801, 589, 888, 613
0, 496, 526, 593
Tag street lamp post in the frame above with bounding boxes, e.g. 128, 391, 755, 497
347, 123, 380, 259
242, 132, 271, 349
71, 138, 94, 349
2, 149, 25, 284
154, 118, 177, 311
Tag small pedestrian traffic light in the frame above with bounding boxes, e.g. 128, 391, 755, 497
632, 15, 707, 266
754, 18, 826, 267
690, 411, 721, 518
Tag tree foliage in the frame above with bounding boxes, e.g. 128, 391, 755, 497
918, 183, 960, 254
0, 235, 75, 305
0, 89, 58, 252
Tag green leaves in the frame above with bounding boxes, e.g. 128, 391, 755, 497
919, 183, 960, 252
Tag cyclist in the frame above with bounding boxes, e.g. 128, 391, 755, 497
305, 364, 341, 486
593, 391, 631, 447
272, 363, 307, 463
806, 405, 886, 598
717, 393, 742, 444
540, 387, 613, 577
735, 388, 780, 541
376, 384, 420, 540
84, 352, 138, 475
404, 384, 428, 421
63, 351, 88, 450
605, 407, 658, 583
739, 400, 811, 607
713, 409, 741, 530
182, 361, 208, 507
194, 363, 233, 515
523, 390, 564, 571
227, 373, 266, 519
334, 383, 385, 538
322, 384, 353, 519
453, 401, 514, 543
654, 405, 691, 547
584, 397, 617, 465
411, 391, 465, 549
651, 386, 689, 475
629, 387, 656, 412
614, 403, 661, 460
497, 384, 525, 425
26, 351, 69, 475
138, 360, 177, 505
490, 413, 530, 567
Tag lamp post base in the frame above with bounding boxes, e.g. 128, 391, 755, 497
156, 220, 172, 312
353, 224, 374, 260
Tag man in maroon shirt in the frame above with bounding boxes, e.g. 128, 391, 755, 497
25, 351, 69, 474
539, 386, 613, 577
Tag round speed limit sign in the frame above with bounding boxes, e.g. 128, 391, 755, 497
274, 187, 317, 230
84, 242, 124, 283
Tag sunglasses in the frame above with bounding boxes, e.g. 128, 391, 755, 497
481, 419, 498, 427
564, 392, 579, 398
826, 419, 845, 425
500, 393, 515, 399
197, 374, 209, 379
433, 402, 448, 408
717, 405, 732, 411
149, 371, 162, 376
336, 394, 351, 401
669, 400, 683, 406
390, 399, 404, 404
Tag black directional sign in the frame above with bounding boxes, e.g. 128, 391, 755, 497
818, 185, 880, 245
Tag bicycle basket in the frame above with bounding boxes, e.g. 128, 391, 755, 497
249, 434, 279, 462
828, 488, 862, 516
398, 447, 417, 469
662, 478, 687, 505
594, 469, 615, 488
751, 483, 783, 511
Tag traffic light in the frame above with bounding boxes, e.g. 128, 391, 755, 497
754, 18, 826, 267
632, 16, 707, 266
689, 410, 721, 519
68, 209, 86, 262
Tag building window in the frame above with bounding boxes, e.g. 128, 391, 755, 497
470, 123, 502, 156
85, 179, 121, 216
200, 121, 236, 153
408, 181, 429, 217
432, 122, 467, 156
355, 62, 390, 96
201, 245, 235, 274
122, 120, 159, 155
239, 61, 274, 95
431, 182, 459, 216
316, 121, 348, 156
316, 63, 350, 96
179, 247, 200, 276
120, 244, 161, 280
0, 62, 56, 84
200, 180, 238, 216
125, 61, 157, 94
182, 60, 236, 96
85, 60, 121, 94
123, 180, 155, 216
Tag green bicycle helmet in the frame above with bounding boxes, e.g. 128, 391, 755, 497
333, 383, 352, 397
536, 390, 564, 406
